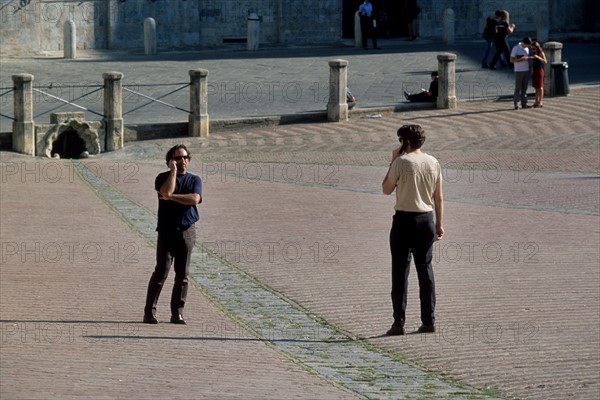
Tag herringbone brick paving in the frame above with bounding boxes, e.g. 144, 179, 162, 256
1, 42, 599, 398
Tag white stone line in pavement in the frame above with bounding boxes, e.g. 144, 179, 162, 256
72, 159, 504, 400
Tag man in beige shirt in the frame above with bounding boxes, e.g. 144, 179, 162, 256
382, 125, 444, 335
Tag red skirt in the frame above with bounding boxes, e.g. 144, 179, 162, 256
532, 68, 544, 88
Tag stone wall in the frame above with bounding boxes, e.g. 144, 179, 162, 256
0, 0, 596, 55
0, 0, 104, 53
417, 0, 595, 39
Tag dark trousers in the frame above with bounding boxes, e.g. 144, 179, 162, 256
408, 92, 436, 102
360, 16, 378, 49
490, 39, 511, 68
144, 226, 196, 316
390, 211, 436, 327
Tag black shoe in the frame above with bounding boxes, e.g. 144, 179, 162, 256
170, 314, 186, 324
143, 314, 158, 324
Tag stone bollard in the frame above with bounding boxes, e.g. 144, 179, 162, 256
354, 11, 362, 48
544, 42, 562, 97
12, 74, 35, 156
247, 13, 260, 51
443, 9, 455, 45
189, 69, 209, 138
103, 72, 124, 151
536, 5, 549, 43
327, 59, 349, 122
64, 20, 76, 59
144, 17, 157, 55
437, 53, 457, 109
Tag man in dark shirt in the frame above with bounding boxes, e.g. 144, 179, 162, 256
144, 144, 202, 324
404, 71, 439, 103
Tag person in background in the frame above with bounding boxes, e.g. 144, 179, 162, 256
482, 10, 507, 68
347, 88, 356, 110
510, 36, 533, 109
403, 0, 420, 41
531, 41, 547, 107
404, 71, 438, 102
489, 10, 515, 70
358, 0, 380, 50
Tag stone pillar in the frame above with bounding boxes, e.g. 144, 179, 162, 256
12, 74, 35, 156
189, 69, 209, 138
103, 72, 124, 151
327, 59, 349, 122
64, 20, 76, 59
354, 11, 362, 48
144, 17, 157, 55
437, 53, 457, 109
443, 9, 455, 45
247, 13, 260, 51
536, 4, 549, 44
544, 42, 562, 97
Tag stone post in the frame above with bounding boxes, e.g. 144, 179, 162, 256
103, 72, 124, 151
327, 59, 349, 122
247, 13, 260, 51
144, 17, 157, 55
544, 42, 562, 97
443, 9, 455, 45
12, 74, 35, 156
64, 20, 76, 59
437, 53, 457, 109
189, 69, 209, 138
354, 11, 362, 48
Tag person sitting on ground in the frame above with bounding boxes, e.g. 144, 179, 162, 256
347, 88, 356, 110
404, 71, 438, 102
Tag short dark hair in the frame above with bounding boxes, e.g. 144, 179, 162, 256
494, 10, 502, 17
522, 37, 532, 45
431, 71, 439, 78
165, 144, 191, 165
397, 125, 426, 149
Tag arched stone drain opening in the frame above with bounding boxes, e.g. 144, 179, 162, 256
50, 129, 88, 159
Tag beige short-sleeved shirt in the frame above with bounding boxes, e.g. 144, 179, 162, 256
388, 152, 441, 212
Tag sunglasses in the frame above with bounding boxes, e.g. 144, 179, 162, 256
173, 155, 190, 161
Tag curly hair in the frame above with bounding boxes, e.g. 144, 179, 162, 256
397, 125, 426, 149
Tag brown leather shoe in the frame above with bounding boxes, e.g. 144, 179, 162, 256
417, 324, 435, 333
386, 325, 405, 336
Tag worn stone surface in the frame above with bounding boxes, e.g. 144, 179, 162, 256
1, 86, 598, 399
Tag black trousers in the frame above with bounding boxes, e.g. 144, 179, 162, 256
490, 39, 511, 68
144, 226, 196, 316
408, 92, 436, 102
360, 15, 378, 49
390, 211, 436, 327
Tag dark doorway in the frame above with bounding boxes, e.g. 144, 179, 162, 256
342, 0, 410, 39
51, 130, 86, 159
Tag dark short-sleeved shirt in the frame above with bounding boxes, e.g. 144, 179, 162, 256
429, 80, 439, 99
155, 171, 202, 232
495, 21, 509, 42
